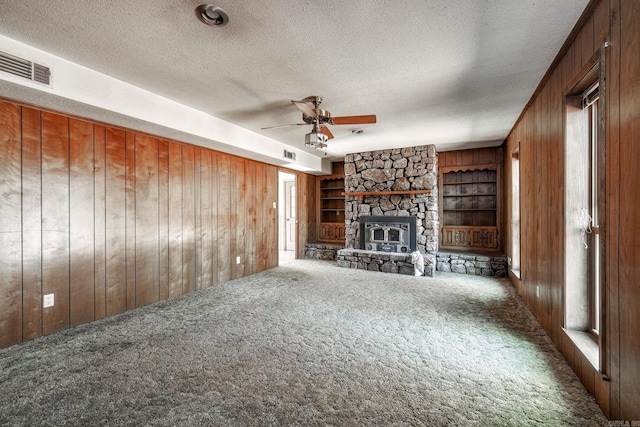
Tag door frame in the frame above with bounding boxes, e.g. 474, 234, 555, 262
277, 170, 298, 258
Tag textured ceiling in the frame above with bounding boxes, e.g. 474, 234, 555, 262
0, 0, 588, 159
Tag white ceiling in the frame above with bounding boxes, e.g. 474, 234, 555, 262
0, 0, 588, 162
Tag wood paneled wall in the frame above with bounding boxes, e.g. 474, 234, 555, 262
0, 100, 284, 348
438, 147, 504, 169
503, 0, 640, 419
296, 172, 317, 259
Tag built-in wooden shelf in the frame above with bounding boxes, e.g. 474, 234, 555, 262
342, 190, 432, 200
439, 165, 501, 251
318, 170, 346, 243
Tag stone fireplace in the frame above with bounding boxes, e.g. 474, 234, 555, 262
337, 145, 438, 276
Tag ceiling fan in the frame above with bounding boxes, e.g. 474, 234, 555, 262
261, 96, 376, 149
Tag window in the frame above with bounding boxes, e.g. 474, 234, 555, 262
565, 73, 604, 369
586, 92, 601, 335
510, 146, 520, 277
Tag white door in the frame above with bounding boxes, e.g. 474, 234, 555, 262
284, 180, 296, 251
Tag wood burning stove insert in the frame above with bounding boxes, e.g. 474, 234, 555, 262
359, 216, 417, 253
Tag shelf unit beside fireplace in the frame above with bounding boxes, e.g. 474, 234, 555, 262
439, 165, 501, 251
317, 174, 346, 243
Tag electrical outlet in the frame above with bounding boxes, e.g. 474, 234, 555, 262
536, 286, 540, 298
236, 256, 241, 264
273, 202, 277, 209
43, 293, 54, 308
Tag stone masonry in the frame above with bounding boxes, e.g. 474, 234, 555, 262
343, 145, 439, 254
436, 252, 508, 277
304, 243, 341, 261
337, 249, 437, 277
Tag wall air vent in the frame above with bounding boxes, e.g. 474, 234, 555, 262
0, 51, 51, 85
283, 150, 296, 161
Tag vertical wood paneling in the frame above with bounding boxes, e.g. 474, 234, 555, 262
41, 112, 70, 335
562, 44, 576, 93
236, 158, 247, 278
251, 163, 260, 275
69, 119, 95, 327
0, 102, 23, 347
0, 99, 289, 350
217, 153, 231, 284
461, 150, 474, 166
168, 142, 183, 298
125, 132, 136, 309
194, 149, 203, 290
593, 0, 609, 46
229, 156, 238, 279
295, 172, 308, 260
134, 134, 159, 307
548, 67, 564, 347
581, 14, 595, 67
158, 140, 170, 300
538, 84, 551, 333
182, 145, 196, 293
105, 128, 127, 316
94, 125, 107, 320
297, 172, 317, 259
521, 111, 535, 306
266, 165, 278, 268
255, 163, 267, 271
606, 0, 621, 418
574, 26, 584, 75
618, 0, 640, 420
209, 151, 219, 286
199, 149, 214, 288
245, 159, 256, 276
502, 0, 640, 417
21, 107, 42, 340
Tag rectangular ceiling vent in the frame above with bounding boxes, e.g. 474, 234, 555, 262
0, 50, 51, 85
283, 149, 296, 161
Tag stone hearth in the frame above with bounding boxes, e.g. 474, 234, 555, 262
337, 249, 436, 277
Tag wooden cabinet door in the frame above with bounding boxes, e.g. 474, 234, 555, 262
442, 227, 469, 247
470, 228, 485, 248
482, 229, 498, 249
454, 228, 469, 246
442, 227, 455, 246
336, 224, 346, 241
319, 223, 336, 241
469, 227, 498, 249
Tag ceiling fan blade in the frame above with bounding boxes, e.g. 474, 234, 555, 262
332, 115, 377, 125
320, 126, 334, 140
291, 100, 317, 118
261, 123, 307, 130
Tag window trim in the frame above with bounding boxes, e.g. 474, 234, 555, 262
563, 44, 607, 376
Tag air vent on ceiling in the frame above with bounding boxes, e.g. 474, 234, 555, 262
0, 51, 51, 85
283, 150, 296, 161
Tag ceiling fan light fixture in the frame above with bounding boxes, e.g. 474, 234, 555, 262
196, 4, 229, 27
305, 131, 328, 149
